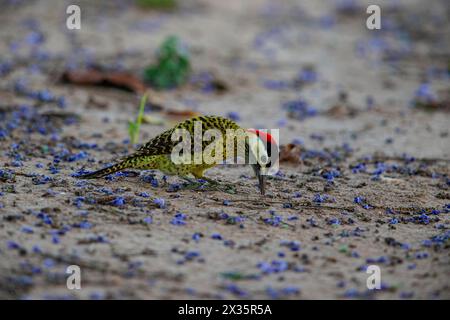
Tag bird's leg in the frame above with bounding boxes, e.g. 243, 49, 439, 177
180, 175, 236, 194
180, 176, 205, 190
199, 177, 220, 185
181, 176, 194, 183
181, 176, 197, 185
161, 175, 169, 187
200, 176, 237, 194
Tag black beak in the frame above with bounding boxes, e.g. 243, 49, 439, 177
258, 173, 266, 195
252, 164, 266, 195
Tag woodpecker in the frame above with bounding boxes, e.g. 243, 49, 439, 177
77, 115, 276, 194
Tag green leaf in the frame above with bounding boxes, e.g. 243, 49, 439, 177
129, 94, 148, 145
143, 36, 191, 89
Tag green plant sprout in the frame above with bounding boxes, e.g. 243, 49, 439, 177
128, 94, 148, 145
143, 35, 191, 89
136, 0, 176, 9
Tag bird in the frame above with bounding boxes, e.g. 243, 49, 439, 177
77, 115, 277, 195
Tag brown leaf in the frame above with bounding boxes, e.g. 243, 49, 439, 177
325, 104, 358, 118
62, 69, 147, 94
279, 143, 302, 164
165, 109, 200, 119
415, 99, 450, 112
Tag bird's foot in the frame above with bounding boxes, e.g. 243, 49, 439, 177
198, 177, 236, 193
180, 177, 236, 194
198, 177, 220, 185
179, 177, 205, 190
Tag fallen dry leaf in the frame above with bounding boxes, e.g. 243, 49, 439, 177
62, 69, 147, 94
279, 143, 302, 165
165, 109, 201, 119
325, 104, 359, 118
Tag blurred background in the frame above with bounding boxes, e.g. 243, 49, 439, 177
0, 0, 448, 154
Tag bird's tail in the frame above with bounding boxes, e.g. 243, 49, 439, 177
77, 157, 138, 179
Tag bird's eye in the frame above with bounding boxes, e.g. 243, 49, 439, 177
260, 155, 268, 165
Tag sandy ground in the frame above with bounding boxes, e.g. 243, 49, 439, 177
0, 0, 449, 299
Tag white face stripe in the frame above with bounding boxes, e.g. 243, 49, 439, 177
247, 133, 269, 166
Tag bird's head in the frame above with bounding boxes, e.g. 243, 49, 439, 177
246, 129, 278, 195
